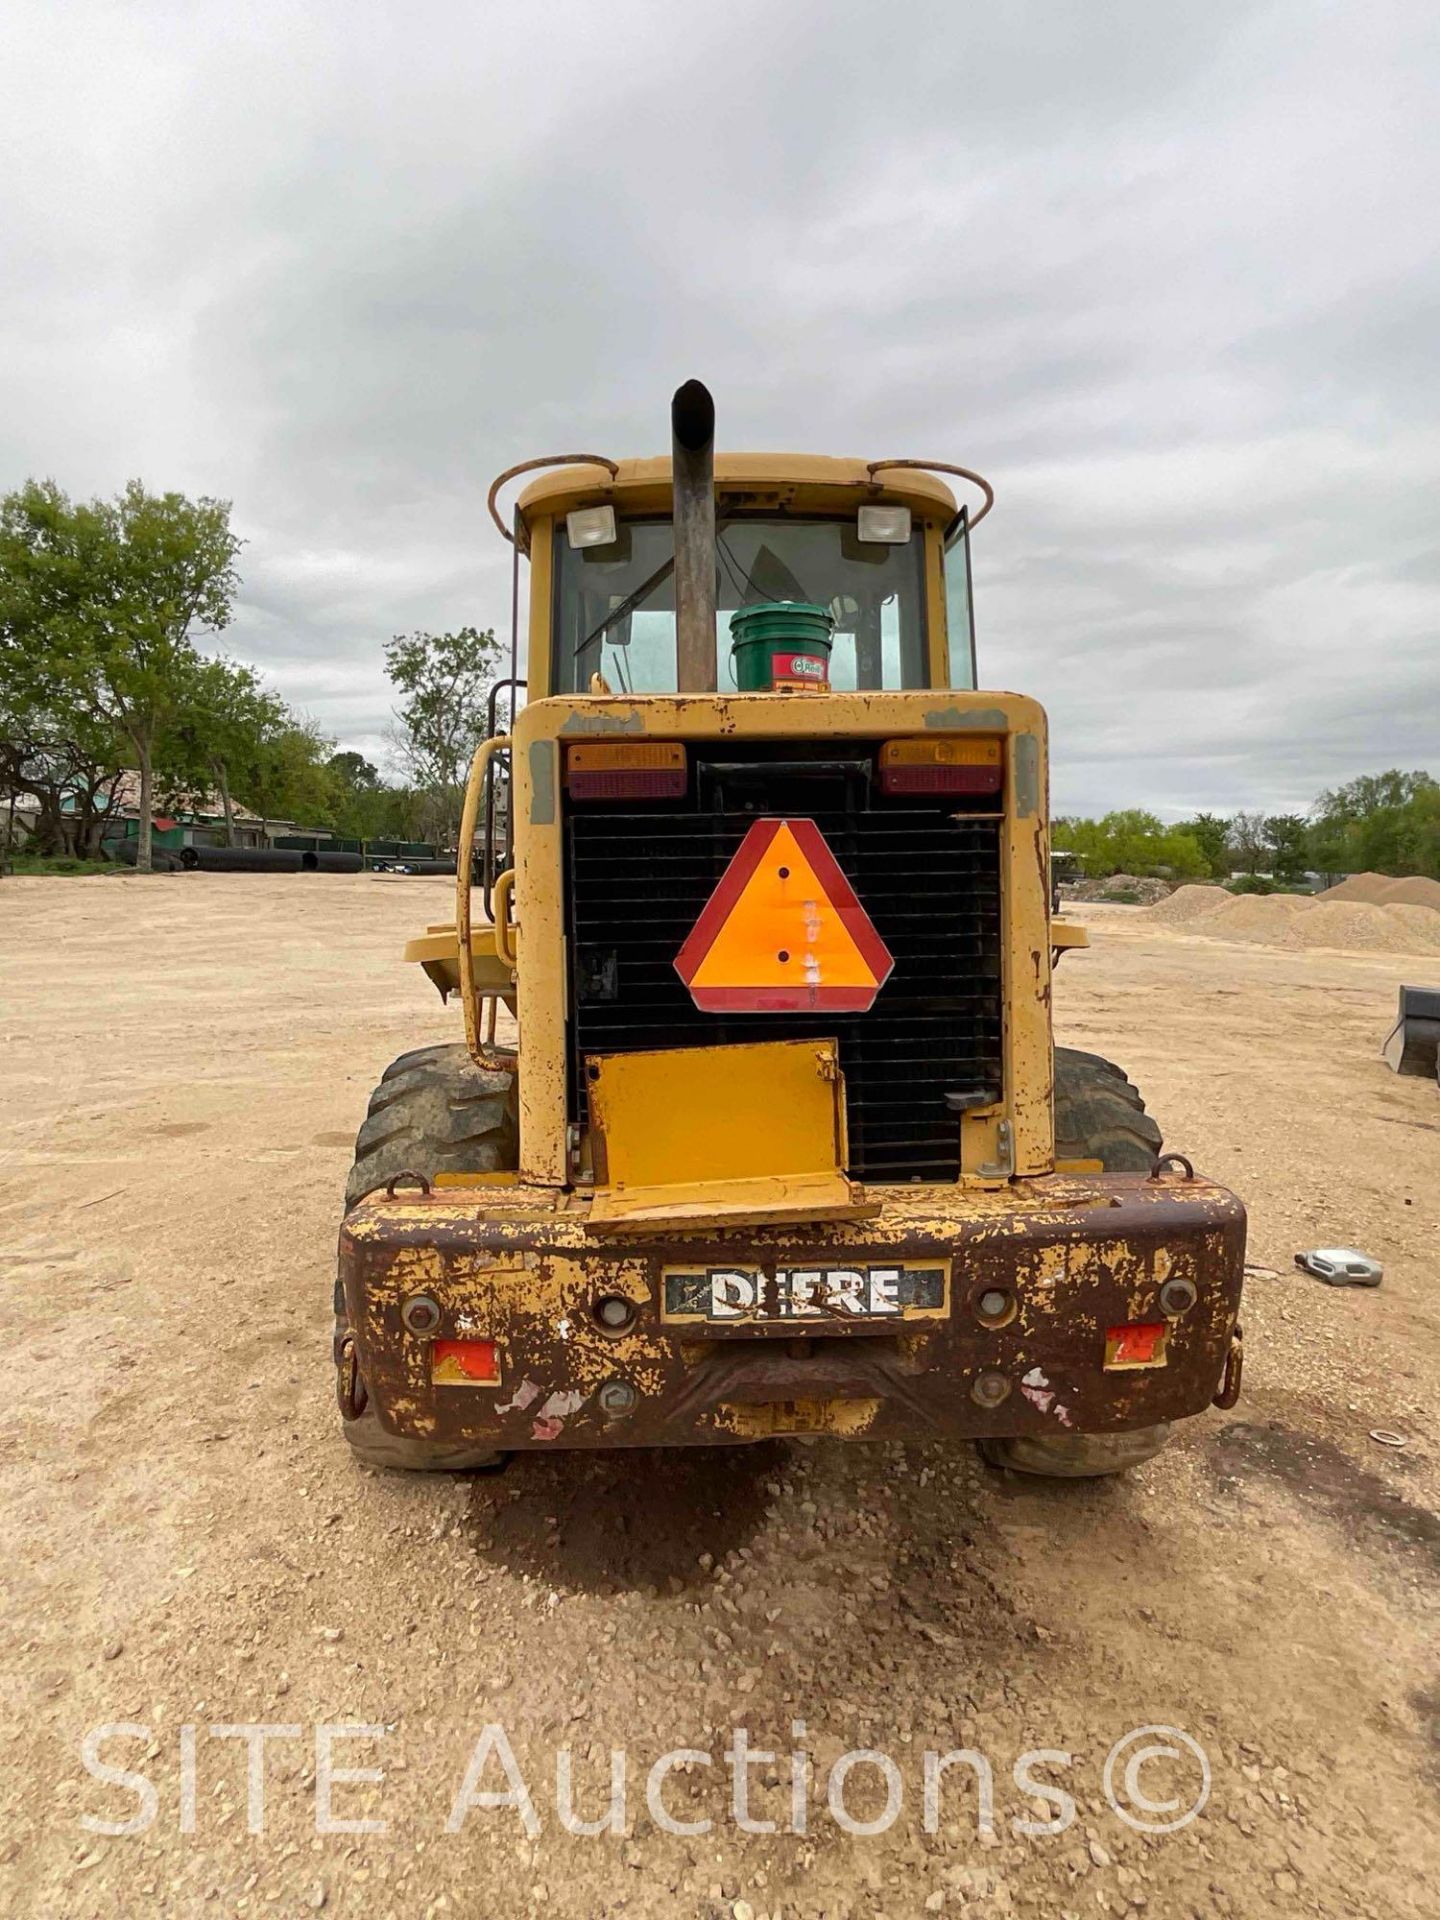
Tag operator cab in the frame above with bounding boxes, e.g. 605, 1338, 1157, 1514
555, 508, 977, 696
517, 455, 983, 699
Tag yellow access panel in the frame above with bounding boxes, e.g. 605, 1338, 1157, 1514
584, 1038, 877, 1232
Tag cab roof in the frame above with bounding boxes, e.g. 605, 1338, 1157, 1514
515, 453, 959, 536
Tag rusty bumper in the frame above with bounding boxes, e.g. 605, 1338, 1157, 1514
336, 1171, 1246, 1450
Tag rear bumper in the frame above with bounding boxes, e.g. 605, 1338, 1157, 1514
336, 1170, 1246, 1449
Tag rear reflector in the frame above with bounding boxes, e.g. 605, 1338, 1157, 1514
432, 1338, 500, 1386
565, 741, 687, 801
879, 736, 1003, 796
1104, 1322, 1169, 1369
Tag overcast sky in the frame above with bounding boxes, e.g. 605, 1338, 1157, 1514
3, 0, 1436, 817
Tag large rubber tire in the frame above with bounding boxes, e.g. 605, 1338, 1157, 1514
342, 1401, 508, 1474
1053, 1046, 1162, 1172
981, 1048, 1167, 1478
339, 1043, 518, 1471
344, 1042, 518, 1210
978, 1426, 1174, 1477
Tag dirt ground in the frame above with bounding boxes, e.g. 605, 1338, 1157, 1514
1, 876, 1436, 1920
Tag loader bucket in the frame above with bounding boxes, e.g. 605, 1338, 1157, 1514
1381, 984, 1440, 1078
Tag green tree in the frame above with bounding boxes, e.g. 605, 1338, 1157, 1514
0, 680, 128, 858
1051, 811, 1208, 881
1154, 828, 1210, 881
159, 656, 284, 845
1227, 811, 1269, 874
1396, 782, 1440, 879
324, 749, 419, 842
239, 719, 339, 829
1177, 811, 1232, 879
384, 626, 501, 846
1263, 813, 1310, 885
1309, 769, 1439, 877
0, 478, 242, 869
328, 750, 380, 793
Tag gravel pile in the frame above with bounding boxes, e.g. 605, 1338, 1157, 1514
1321, 871, 1440, 912
1066, 873, 1172, 904
1142, 884, 1440, 954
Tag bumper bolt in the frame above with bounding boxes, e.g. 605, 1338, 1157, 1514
598, 1379, 637, 1416
974, 1287, 1017, 1328
594, 1293, 638, 1332
972, 1371, 1012, 1408
1160, 1276, 1198, 1317
401, 1293, 442, 1336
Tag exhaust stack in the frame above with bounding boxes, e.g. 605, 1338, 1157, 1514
671, 379, 717, 693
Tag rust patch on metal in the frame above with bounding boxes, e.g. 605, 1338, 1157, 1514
337, 1174, 1246, 1452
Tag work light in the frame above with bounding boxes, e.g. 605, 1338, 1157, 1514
566, 505, 618, 548
857, 504, 911, 544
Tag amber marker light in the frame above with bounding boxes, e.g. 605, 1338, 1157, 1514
564, 741, 687, 801
878, 736, 1003, 796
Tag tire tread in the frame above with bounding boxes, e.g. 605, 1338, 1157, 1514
344, 1043, 518, 1209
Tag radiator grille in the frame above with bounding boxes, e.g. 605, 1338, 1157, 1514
565, 766, 1003, 1182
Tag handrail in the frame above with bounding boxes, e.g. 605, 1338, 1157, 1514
482, 677, 525, 919
486, 454, 620, 545
456, 734, 511, 1061
865, 459, 995, 538
492, 869, 517, 967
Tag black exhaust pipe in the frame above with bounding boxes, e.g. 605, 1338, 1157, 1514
671, 379, 716, 693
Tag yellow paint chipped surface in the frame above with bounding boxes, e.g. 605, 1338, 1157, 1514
713, 1397, 882, 1439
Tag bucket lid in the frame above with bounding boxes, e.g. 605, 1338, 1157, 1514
728, 599, 835, 636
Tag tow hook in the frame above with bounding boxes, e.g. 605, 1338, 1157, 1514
1212, 1324, 1244, 1409
336, 1331, 368, 1421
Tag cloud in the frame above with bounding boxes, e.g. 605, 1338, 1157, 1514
1, 0, 1436, 811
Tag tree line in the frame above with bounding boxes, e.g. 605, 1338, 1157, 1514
1055, 772, 1440, 886
8, 474, 1433, 888
0, 478, 500, 869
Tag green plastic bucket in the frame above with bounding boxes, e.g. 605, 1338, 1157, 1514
728, 601, 835, 692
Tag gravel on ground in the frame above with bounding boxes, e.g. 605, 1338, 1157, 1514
1, 875, 1436, 1919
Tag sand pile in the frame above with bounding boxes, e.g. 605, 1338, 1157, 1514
1321, 871, 1440, 912
1068, 872, 1172, 904
1143, 884, 1232, 925
1321, 871, 1392, 903
1139, 883, 1440, 955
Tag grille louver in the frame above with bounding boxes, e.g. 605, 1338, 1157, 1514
565, 760, 1003, 1183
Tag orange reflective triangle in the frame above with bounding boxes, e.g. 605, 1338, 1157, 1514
674, 818, 894, 1012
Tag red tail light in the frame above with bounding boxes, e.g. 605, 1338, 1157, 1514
1104, 1323, 1168, 1369
565, 742, 686, 801
878, 737, 1003, 797
432, 1339, 500, 1385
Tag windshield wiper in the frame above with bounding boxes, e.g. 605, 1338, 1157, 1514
575, 554, 676, 657
574, 519, 737, 658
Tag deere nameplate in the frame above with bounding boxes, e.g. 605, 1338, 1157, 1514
662, 1262, 948, 1323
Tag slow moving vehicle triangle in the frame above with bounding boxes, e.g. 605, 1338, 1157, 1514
674, 818, 894, 1012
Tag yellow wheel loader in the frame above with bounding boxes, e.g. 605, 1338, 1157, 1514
334, 382, 1245, 1479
